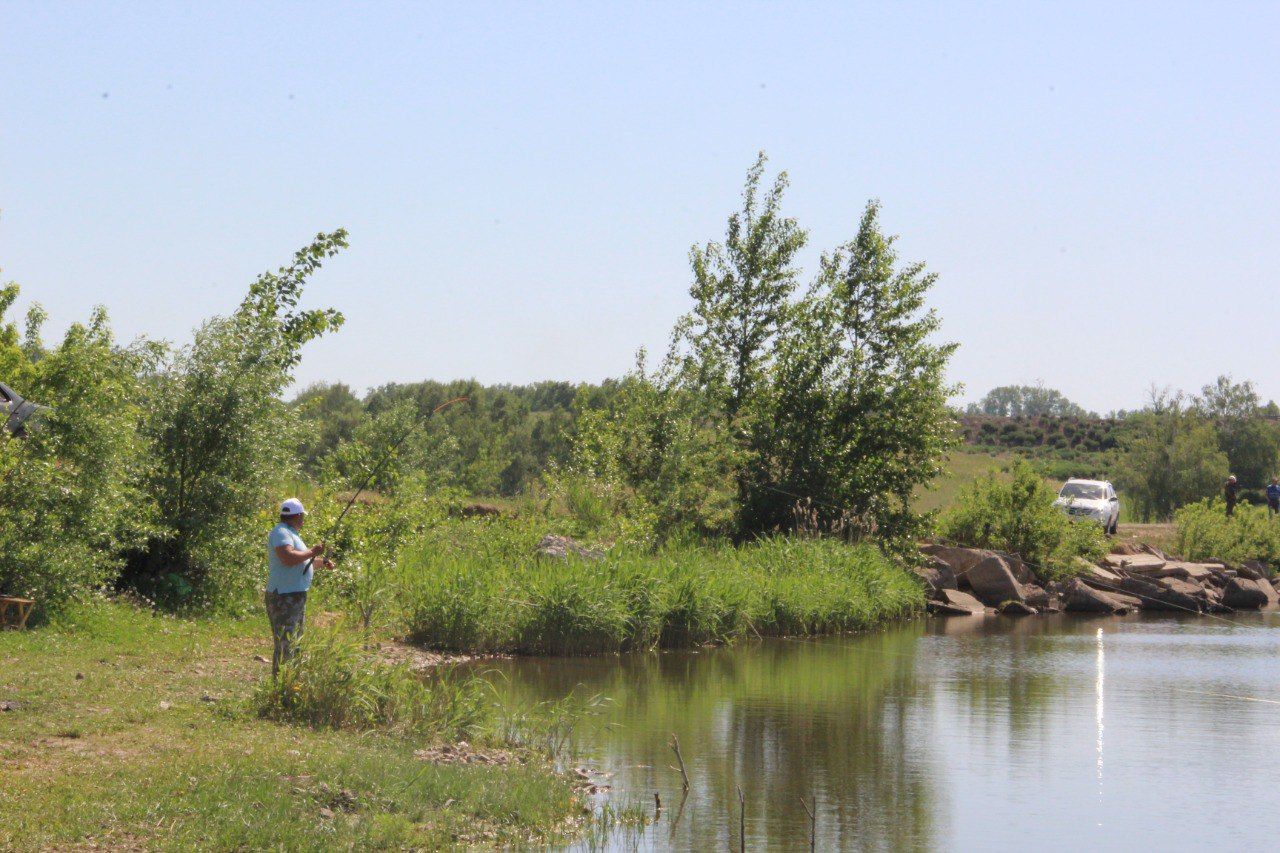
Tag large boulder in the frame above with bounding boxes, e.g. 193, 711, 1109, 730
1079, 562, 1125, 593
1222, 577, 1271, 610
1119, 575, 1204, 613
1237, 562, 1269, 581
1022, 583, 1051, 608
1063, 579, 1134, 614
966, 556, 1025, 606
999, 600, 1037, 616
920, 545, 997, 579
927, 588, 986, 616
910, 556, 958, 598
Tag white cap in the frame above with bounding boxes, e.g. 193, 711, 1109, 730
280, 498, 307, 516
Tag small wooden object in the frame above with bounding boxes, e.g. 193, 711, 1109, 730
0, 597, 34, 630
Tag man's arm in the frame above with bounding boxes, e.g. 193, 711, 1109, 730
275, 542, 325, 567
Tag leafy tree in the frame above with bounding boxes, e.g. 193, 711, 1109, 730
967, 384, 1089, 417
294, 381, 365, 471
1115, 391, 1227, 521
745, 201, 958, 541
1194, 374, 1279, 486
130, 232, 347, 603
0, 295, 156, 615
680, 152, 807, 418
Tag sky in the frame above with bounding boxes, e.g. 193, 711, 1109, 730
2, 1, 1277, 414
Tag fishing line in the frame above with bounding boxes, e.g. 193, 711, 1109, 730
305, 395, 469, 570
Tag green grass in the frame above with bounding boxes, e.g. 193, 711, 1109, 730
400, 527, 924, 655
0, 602, 587, 850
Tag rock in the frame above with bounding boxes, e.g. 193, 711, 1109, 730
999, 600, 1038, 616
1238, 562, 1268, 581
0, 700, 20, 712
994, 552, 1036, 585
1138, 543, 1173, 561
1063, 579, 1133, 614
254, 654, 269, 664
927, 589, 985, 615
911, 555, 958, 597
1022, 584, 1051, 608
1079, 562, 1125, 592
1120, 576, 1204, 613
535, 534, 604, 561
460, 503, 503, 518
1222, 577, 1271, 610
1103, 554, 1167, 574
75, 673, 84, 680
965, 556, 1025, 606
920, 545, 996, 577
158, 701, 171, 711
319, 807, 335, 820
200, 694, 218, 703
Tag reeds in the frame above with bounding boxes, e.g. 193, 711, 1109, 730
400, 533, 923, 655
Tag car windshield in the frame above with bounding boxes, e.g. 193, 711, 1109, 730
1060, 483, 1105, 500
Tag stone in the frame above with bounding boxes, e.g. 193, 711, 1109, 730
1233, 560, 1264, 581
1103, 554, 1167, 574
0, 700, 20, 712
1120, 576, 1204, 613
910, 555, 958, 597
1022, 584, 1051, 608
920, 545, 998, 580
1063, 579, 1133, 614
965, 555, 1025, 606
927, 588, 985, 615
1079, 563, 1125, 593
999, 600, 1037, 616
1222, 577, 1271, 610
536, 534, 604, 561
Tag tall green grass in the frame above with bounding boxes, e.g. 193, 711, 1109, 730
399, 532, 923, 655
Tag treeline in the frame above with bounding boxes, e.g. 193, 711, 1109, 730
292, 379, 614, 496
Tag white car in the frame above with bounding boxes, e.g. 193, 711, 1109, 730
1054, 478, 1120, 535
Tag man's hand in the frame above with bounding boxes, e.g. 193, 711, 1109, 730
309, 543, 327, 558
321, 557, 335, 570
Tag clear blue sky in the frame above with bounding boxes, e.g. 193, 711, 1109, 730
3, 2, 1276, 413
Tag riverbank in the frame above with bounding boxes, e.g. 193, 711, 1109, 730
400, 534, 925, 655
0, 603, 589, 849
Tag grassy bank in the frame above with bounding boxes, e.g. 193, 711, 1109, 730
400, 530, 925, 655
0, 603, 588, 850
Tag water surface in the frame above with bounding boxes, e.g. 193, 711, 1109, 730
485, 613, 1280, 851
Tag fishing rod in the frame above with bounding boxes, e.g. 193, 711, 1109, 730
305, 394, 469, 570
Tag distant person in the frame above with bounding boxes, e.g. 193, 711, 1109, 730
265, 498, 332, 677
1224, 476, 1240, 518
1268, 478, 1280, 516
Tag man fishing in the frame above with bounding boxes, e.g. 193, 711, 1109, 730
265, 498, 332, 676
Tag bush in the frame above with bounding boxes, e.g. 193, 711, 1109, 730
1173, 500, 1280, 571
935, 459, 1107, 579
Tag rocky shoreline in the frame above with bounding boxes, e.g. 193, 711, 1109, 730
915, 543, 1278, 617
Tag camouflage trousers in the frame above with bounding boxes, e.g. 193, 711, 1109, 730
264, 590, 308, 676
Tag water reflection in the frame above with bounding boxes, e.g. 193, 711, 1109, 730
480, 613, 1280, 850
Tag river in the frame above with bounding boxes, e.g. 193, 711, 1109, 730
483, 613, 1280, 851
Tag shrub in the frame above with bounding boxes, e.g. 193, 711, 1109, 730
935, 458, 1106, 579
1174, 500, 1280, 571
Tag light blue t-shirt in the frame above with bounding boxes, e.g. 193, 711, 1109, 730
267, 522, 312, 594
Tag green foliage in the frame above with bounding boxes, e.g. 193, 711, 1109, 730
254, 623, 487, 738
967, 384, 1091, 418
1174, 500, 1280, 570
1194, 375, 1280, 487
131, 232, 347, 605
936, 459, 1107, 578
401, 521, 923, 655
1114, 393, 1227, 521
0, 298, 157, 614
293, 381, 365, 471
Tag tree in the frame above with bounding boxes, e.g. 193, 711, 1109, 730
1115, 391, 1227, 521
1194, 374, 1279, 486
680, 152, 807, 418
744, 201, 958, 541
968, 384, 1088, 418
132, 231, 347, 603
0, 295, 156, 614
293, 381, 365, 472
